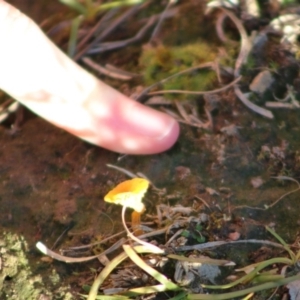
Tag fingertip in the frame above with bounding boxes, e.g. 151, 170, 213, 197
145, 116, 180, 154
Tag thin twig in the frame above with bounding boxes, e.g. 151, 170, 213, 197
135, 62, 215, 101
233, 176, 300, 211
174, 100, 192, 123
148, 75, 241, 96
161, 107, 211, 129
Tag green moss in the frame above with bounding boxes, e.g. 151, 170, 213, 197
243, 54, 256, 70
268, 60, 280, 71
0, 233, 43, 299
0, 232, 73, 299
139, 42, 220, 99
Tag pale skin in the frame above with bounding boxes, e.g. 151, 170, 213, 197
0, 1, 180, 154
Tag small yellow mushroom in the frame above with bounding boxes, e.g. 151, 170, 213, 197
104, 178, 149, 213
104, 178, 164, 253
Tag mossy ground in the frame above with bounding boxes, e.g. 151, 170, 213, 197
139, 43, 219, 99
0, 232, 73, 299
1, 0, 300, 299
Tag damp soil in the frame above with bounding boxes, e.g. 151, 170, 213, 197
2, 1, 300, 299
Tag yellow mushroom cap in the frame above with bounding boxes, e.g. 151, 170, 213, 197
104, 178, 150, 213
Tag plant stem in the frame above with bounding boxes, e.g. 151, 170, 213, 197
188, 273, 300, 299
203, 257, 292, 290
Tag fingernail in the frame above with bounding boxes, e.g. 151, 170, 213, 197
130, 103, 179, 139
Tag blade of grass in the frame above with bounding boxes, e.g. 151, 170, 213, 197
94, 296, 130, 300
169, 292, 188, 300
187, 273, 300, 299
95, 0, 144, 12
81, 294, 130, 299
60, 0, 87, 14
265, 226, 296, 262
125, 287, 187, 299
251, 274, 285, 284
87, 245, 166, 300
202, 257, 292, 290
128, 284, 176, 294
123, 244, 179, 291
168, 254, 235, 266
87, 251, 128, 300
68, 15, 83, 58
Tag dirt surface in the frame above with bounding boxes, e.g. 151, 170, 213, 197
2, 1, 300, 299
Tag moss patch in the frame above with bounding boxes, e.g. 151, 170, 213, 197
0, 232, 73, 300
139, 42, 219, 99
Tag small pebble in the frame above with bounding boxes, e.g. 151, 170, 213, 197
251, 176, 264, 188
250, 70, 274, 94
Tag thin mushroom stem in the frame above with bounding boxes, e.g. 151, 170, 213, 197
121, 206, 164, 254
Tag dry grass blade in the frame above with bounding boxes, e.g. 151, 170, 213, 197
105, 63, 139, 77
150, 0, 177, 42
234, 85, 274, 119
215, 12, 236, 43
265, 102, 298, 109
36, 238, 126, 263
266, 85, 300, 109
218, 7, 252, 78
216, 7, 273, 119
168, 254, 235, 266
161, 107, 210, 129
87, 15, 157, 54
75, 2, 148, 60
75, 8, 117, 54
36, 241, 102, 263
174, 100, 192, 123
82, 57, 133, 80
137, 226, 169, 240
165, 229, 184, 246
175, 239, 286, 252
